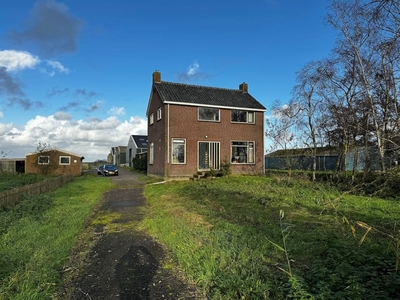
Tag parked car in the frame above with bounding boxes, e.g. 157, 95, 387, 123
102, 164, 118, 176
97, 165, 104, 175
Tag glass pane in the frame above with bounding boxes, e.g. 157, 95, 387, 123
248, 112, 254, 123
231, 110, 247, 122
231, 146, 247, 163
248, 142, 254, 163
60, 157, 70, 164
198, 142, 209, 169
199, 108, 219, 121
172, 140, 185, 163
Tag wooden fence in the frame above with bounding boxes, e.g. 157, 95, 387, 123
0, 174, 74, 209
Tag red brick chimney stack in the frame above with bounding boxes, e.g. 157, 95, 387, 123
153, 70, 161, 83
239, 82, 248, 93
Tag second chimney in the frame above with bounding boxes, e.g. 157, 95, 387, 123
239, 82, 248, 93
153, 70, 161, 83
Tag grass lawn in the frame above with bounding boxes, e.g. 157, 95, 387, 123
142, 175, 400, 299
1, 172, 399, 299
0, 174, 115, 300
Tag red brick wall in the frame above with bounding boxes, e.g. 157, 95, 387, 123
147, 90, 167, 177
166, 104, 264, 177
147, 90, 265, 178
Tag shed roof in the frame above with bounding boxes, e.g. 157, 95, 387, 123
25, 147, 84, 159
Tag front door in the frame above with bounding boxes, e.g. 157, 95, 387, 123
198, 142, 220, 170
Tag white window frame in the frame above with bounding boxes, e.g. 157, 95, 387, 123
38, 156, 50, 165
172, 138, 186, 164
149, 142, 154, 164
59, 156, 71, 165
149, 113, 154, 125
231, 110, 255, 124
231, 141, 255, 164
157, 107, 162, 121
198, 107, 220, 122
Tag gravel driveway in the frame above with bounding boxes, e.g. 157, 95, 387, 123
60, 168, 199, 300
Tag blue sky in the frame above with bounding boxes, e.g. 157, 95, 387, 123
0, 0, 336, 161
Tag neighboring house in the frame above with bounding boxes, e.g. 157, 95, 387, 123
25, 148, 84, 176
0, 158, 26, 173
126, 135, 148, 167
107, 151, 113, 164
146, 70, 266, 179
109, 146, 127, 166
117, 146, 127, 166
109, 147, 117, 164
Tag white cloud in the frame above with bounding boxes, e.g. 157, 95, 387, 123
178, 60, 210, 81
46, 60, 70, 74
0, 122, 13, 136
0, 50, 70, 80
0, 114, 147, 161
188, 60, 199, 75
108, 106, 125, 116
0, 50, 40, 72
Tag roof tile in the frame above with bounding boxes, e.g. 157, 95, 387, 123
154, 81, 266, 110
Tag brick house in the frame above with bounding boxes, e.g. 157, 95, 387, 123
146, 70, 266, 179
25, 148, 84, 176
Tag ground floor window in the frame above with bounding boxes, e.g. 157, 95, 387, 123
149, 142, 154, 164
59, 156, 71, 165
231, 141, 254, 164
172, 139, 186, 164
38, 156, 50, 165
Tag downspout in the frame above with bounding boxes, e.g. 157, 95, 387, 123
167, 103, 170, 164
263, 111, 265, 174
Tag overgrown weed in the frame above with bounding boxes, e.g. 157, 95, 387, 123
143, 175, 400, 299
0, 175, 114, 300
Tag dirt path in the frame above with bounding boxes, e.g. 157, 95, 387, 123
62, 168, 199, 300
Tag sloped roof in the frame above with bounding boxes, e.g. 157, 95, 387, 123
132, 135, 148, 148
25, 147, 84, 159
153, 81, 266, 111
117, 146, 127, 154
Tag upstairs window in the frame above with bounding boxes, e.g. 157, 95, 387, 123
38, 156, 50, 165
198, 107, 220, 122
149, 113, 154, 125
59, 156, 71, 165
231, 110, 255, 124
231, 141, 255, 164
157, 107, 162, 120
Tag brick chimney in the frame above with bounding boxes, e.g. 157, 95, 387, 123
153, 70, 161, 83
239, 82, 248, 93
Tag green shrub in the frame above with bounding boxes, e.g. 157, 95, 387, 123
132, 154, 147, 172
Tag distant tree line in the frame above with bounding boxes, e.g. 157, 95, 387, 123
266, 0, 400, 182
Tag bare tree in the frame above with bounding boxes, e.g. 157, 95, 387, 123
32, 142, 57, 175
265, 100, 302, 177
327, 0, 400, 173
292, 61, 329, 181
